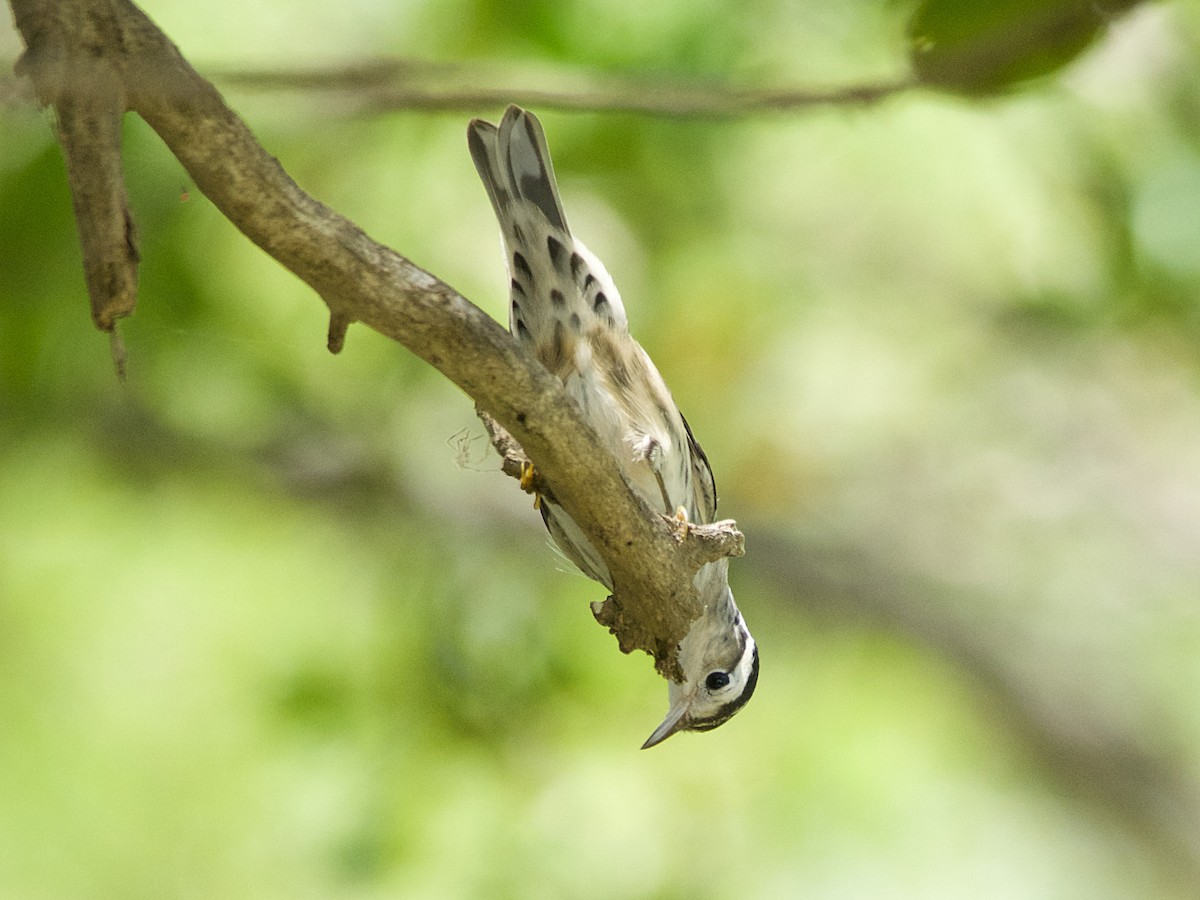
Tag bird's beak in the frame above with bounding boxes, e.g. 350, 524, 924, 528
641, 700, 690, 749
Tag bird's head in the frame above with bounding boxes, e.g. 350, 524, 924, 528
642, 575, 758, 749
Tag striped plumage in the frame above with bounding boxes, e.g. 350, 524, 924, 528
468, 106, 757, 747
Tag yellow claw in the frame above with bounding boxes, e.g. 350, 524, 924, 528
671, 506, 690, 540
521, 460, 544, 509
520, 460, 536, 491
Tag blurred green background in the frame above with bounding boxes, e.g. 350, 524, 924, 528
4, 1, 1200, 897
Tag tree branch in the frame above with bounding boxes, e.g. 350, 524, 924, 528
6, 0, 745, 678
207, 59, 912, 117
2, 55, 913, 119
11, 0, 138, 338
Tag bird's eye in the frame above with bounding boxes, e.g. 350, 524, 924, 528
705, 671, 731, 691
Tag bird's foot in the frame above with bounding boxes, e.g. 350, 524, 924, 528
520, 460, 542, 509
520, 459, 536, 491
668, 505, 691, 541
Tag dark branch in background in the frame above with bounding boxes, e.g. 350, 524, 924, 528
3, 0, 1150, 115
0, 59, 912, 119
754, 528, 1200, 887
211, 59, 911, 117
2, 0, 1150, 117
6, 0, 744, 680
0, 56, 912, 118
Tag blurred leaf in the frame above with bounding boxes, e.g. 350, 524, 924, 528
907, 0, 1144, 94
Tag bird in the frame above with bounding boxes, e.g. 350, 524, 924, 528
467, 106, 758, 749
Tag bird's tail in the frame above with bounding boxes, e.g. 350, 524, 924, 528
467, 105, 570, 238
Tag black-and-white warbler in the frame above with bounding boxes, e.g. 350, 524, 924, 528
468, 106, 758, 748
